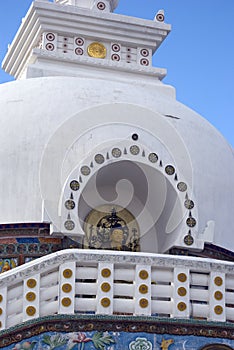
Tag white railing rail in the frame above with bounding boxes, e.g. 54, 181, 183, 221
0, 249, 233, 330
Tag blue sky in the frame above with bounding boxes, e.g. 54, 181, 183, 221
0, 0, 233, 148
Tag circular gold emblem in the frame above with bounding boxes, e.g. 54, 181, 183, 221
177, 302, 187, 311
139, 284, 148, 294
62, 297, 72, 307
26, 306, 36, 316
0, 295, 3, 303
0, 308, 2, 316
177, 287, 187, 297
88, 42, 106, 59
26, 292, 36, 302
177, 273, 187, 283
214, 276, 223, 287
62, 283, 72, 293
214, 291, 223, 301
139, 270, 149, 280
101, 282, 111, 292
101, 297, 111, 307
63, 269, 73, 279
214, 305, 223, 315
101, 268, 111, 278
139, 298, 148, 308
27, 279, 37, 289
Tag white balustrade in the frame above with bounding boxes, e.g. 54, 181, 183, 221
0, 249, 232, 330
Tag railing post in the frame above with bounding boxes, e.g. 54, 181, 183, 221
97, 262, 113, 315
134, 265, 151, 316
23, 274, 40, 321
0, 287, 7, 330
172, 268, 190, 318
209, 271, 226, 322
59, 262, 76, 314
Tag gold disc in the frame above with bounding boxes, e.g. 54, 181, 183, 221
87, 42, 106, 59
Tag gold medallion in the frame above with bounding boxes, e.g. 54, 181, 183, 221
87, 42, 107, 59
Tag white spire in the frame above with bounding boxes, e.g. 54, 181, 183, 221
54, 0, 119, 12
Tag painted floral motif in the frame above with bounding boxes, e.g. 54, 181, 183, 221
42, 334, 67, 349
129, 337, 152, 350
12, 341, 37, 350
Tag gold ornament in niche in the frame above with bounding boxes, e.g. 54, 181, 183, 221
0, 308, 2, 315
177, 273, 187, 283
177, 287, 187, 297
27, 279, 37, 289
26, 306, 36, 316
63, 269, 73, 279
139, 284, 148, 294
101, 282, 111, 292
214, 305, 223, 315
177, 302, 187, 311
101, 297, 111, 307
0, 295, 3, 303
101, 268, 111, 278
139, 298, 148, 308
214, 276, 223, 287
214, 291, 223, 301
62, 297, 72, 307
88, 42, 106, 59
139, 270, 149, 280
26, 292, 36, 302
62, 283, 72, 293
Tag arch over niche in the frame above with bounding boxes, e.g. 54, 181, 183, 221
200, 345, 233, 350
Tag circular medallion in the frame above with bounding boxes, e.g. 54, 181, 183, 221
111, 148, 122, 158
130, 145, 140, 155
0, 308, 2, 316
184, 234, 194, 246
101, 282, 111, 292
148, 153, 158, 163
27, 279, 37, 289
177, 302, 187, 311
186, 217, 196, 228
139, 284, 148, 294
101, 297, 111, 307
177, 273, 187, 283
165, 165, 175, 175
0, 295, 3, 303
65, 200, 76, 210
184, 199, 194, 209
139, 270, 149, 280
95, 154, 105, 164
62, 283, 72, 293
62, 297, 72, 307
177, 182, 187, 192
81, 166, 91, 176
112, 44, 120, 52
101, 268, 111, 278
97, 1, 106, 10
140, 49, 149, 57
214, 305, 223, 315
140, 58, 149, 66
88, 42, 106, 59
156, 13, 165, 22
75, 37, 84, 46
139, 298, 148, 308
111, 54, 120, 61
63, 269, 73, 279
46, 33, 55, 41
64, 220, 75, 231
177, 287, 187, 297
26, 292, 36, 302
45, 43, 54, 51
70, 180, 80, 191
214, 276, 223, 287
75, 47, 84, 55
26, 306, 36, 316
214, 291, 223, 301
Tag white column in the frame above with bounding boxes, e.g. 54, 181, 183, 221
23, 274, 40, 321
59, 262, 76, 314
209, 272, 226, 322
172, 268, 190, 318
134, 265, 151, 316
0, 287, 7, 330
96, 262, 113, 315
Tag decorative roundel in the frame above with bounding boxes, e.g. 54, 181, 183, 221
101, 282, 111, 292
63, 269, 73, 279
214, 276, 223, 287
186, 217, 196, 228
88, 42, 106, 59
27, 279, 37, 289
26, 306, 36, 316
184, 199, 194, 210
62, 283, 72, 293
95, 154, 105, 164
70, 180, 80, 191
0, 309, 2, 316
139, 298, 148, 308
177, 302, 187, 312
140, 49, 149, 57
112, 44, 120, 52
139, 284, 148, 294
101, 297, 111, 307
130, 145, 140, 155
81, 166, 91, 176
75, 47, 84, 55
97, 1, 106, 10
101, 268, 111, 278
165, 165, 175, 175
46, 33, 55, 41
184, 234, 194, 246
177, 287, 187, 297
75, 37, 84, 46
139, 270, 149, 280
214, 305, 223, 315
0, 295, 3, 303
177, 182, 187, 192
132, 133, 138, 141
64, 220, 75, 231
148, 153, 158, 163
112, 148, 122, 158
177, 273, 187, 283
140, 58, 149, 66
156, 13, 164, 22
214, 291, 223, 301
62, 297, 72, 307
111, 54, 120, 61
65, 200, 76, 210
26, 292, 36, 302
45, 43, 55, 51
